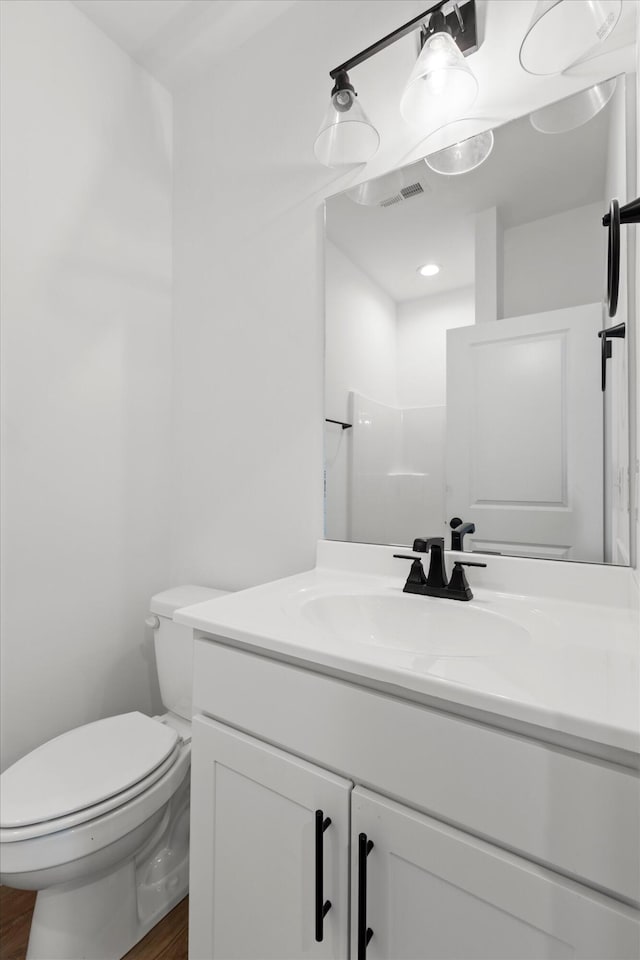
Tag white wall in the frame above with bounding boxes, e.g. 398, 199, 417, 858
325, 242, 398, 416
502, 203, 604, 318
394, 288, 474, 538
396, 288, 475, 407
475, 207, 503, 324
0, 0, 172, 770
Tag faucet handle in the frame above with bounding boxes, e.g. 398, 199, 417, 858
393, 554, 428, 593
447, 560, 487, 601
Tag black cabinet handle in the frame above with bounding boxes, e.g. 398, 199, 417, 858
357, 833, 374, 960
315, 810, 332, 942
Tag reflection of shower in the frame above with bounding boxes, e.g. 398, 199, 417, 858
349, 391, 445, 546
324, 419, 352, 542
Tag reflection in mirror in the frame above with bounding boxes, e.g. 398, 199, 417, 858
324, 76, 633, 565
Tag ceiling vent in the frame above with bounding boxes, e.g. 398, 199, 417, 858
400, 181, 425, 199
346, 163, 430, 207
378, 181, 426, 207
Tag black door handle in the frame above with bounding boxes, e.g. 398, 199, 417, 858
357, 833, 374, 960
315, 810, 332, 942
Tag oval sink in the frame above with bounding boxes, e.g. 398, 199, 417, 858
300, 593, 530, 657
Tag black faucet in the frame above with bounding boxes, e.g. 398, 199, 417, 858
418, 537, 449, 590
449, 517, 475, 551
394, 537, 486, 601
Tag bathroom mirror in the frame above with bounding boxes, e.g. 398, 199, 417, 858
324, 75, 634, 564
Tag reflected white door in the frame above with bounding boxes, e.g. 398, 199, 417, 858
445, 304, 603, 561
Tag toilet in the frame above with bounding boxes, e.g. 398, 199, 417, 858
0, 584, 226, 960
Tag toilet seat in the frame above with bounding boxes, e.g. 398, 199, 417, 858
0, 713, 180, 840
0, 744, 191, 883
0, 742, 182, 843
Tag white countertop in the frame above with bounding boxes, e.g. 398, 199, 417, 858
175, 542, 640, 756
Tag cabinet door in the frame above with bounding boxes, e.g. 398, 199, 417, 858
351, 787, 639, 960
189, 716, 351, 960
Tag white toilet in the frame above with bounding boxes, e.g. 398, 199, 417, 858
0, 584, 226, 960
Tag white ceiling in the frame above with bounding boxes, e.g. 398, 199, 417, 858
326, 82, 615, 302
71, 0, 299, 89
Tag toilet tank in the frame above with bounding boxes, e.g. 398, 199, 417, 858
149, 586, 228, 721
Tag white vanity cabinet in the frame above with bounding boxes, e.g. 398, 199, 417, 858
351, 788, 638, 960
188, 639, 640, 960
188, 717, 351, 960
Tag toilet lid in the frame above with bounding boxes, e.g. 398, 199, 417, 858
0, 712, 179, 828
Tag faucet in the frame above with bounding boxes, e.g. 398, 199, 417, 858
449, 517, 475, 552
415, 537, 448, 590
394, 537, 486, 601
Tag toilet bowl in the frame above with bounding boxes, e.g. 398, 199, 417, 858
0, 585, 226, 960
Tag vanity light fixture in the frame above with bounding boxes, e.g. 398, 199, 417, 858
400, 9, 478, 128
418, 263, 440, 276
313, 70, 380, 168
314, 0, 479, 168
519, 0, 622, 76
424, 128, 494, 174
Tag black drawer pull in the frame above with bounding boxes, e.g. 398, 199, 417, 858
357, 832, 374, 959
315, 810, 332, 941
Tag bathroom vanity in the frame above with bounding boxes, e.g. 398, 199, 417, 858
177, 541, 640, 960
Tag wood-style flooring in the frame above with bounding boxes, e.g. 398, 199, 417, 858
0, 885, 188, 960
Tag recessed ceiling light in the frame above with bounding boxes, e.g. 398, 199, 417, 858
417, 263, 440, 277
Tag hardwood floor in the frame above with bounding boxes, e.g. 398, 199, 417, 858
0, 886, 188, 960
122, 898, 188, 960
0, 887, 35, 960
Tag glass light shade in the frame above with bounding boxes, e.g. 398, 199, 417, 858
400, 31, 478, 129
519, 0, 622, 76
313, 92, 380, 168
425, 129, 494, 175
346, 168, 406, 206
529, 77, 617, 133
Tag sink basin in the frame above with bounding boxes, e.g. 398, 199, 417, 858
299, 593, 530, 657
